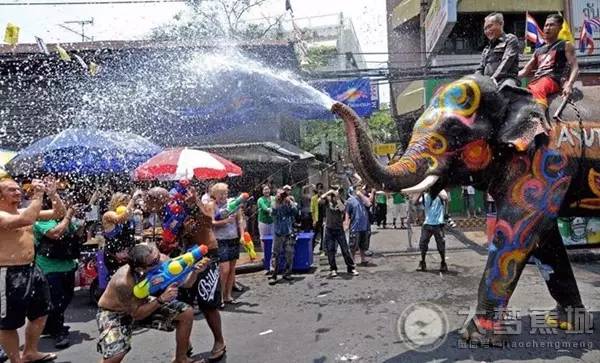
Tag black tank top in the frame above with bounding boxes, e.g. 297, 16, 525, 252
532, 40, 569, 83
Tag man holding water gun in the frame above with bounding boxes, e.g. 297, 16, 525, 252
144, 184, 227, 362
96, 243, 207, 363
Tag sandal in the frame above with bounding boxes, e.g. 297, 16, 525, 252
23, 353, 57, 363
208, 345, 226, 362
224, 299, 239, 305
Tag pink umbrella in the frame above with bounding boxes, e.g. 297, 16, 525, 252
133, 147, 242, 181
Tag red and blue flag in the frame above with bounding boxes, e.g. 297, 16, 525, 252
526, 12, 545, 48
579, 19, 596, 54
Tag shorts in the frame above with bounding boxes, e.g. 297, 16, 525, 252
0, 264, 51, 330
96, 300, 189, 359
178, 249, 222, 310
217, 238, 240, 262
348, 231, 370, 252
527, 76, 561, 108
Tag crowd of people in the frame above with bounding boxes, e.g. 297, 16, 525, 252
0, 174, 418, 363
0, 11, 580, 362
0, 177, 253, 363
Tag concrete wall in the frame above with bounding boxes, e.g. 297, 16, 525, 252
459, 0, 564, 12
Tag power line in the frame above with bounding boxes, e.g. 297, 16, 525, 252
0, 0, 185, 5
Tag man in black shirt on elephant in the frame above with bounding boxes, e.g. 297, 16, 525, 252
476, 12, 520, 88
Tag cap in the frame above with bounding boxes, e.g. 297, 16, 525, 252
283, 185, 292, 191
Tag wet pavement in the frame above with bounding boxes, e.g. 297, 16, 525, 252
25, 227, 600, 362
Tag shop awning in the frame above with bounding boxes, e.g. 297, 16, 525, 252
196, 141, 314, 165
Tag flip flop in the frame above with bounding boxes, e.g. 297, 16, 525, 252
208, 345, 226, 362
224, 299, 239, 305
24, 353, 57, 363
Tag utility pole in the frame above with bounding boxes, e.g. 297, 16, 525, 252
59, 18, 94, 42
419, 0, 429, 69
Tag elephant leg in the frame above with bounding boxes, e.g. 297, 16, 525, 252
462, 215, 548, 346
462, 147, 572, 346
531, 223, 585, 330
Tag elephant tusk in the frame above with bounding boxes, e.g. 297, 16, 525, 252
401, 175, 440, 194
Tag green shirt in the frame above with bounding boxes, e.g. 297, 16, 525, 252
257, 196, 274, 224
375, 192, 387, 205
34, 220, 78, 274
392, 192, 406, 204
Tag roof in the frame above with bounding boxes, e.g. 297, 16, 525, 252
197, 141, 314, 164
0, 39, 294, 56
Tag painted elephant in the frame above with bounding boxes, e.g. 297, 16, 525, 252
332, 74, 600, 345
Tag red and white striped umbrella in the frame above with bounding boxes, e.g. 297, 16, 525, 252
133, 147, 242, 181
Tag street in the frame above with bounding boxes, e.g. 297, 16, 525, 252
25, 227, 600, 363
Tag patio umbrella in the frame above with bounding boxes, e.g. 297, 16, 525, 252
6, 128, 162, 176
133, 147, 242, 181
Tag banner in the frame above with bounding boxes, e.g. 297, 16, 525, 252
312, 78, 374, 118
558, 217, 600, 246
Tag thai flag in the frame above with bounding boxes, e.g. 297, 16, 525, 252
579, 19, 595, 54
526, 12, 545, 48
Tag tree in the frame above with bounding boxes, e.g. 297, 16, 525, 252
302, 46, 337, 71
151, 0, 284, 41
300, 108, 398, 156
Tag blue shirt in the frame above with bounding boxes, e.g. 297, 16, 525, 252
345, 195, 370, 232
272, 202, 298, 236
423, 193, 445, 225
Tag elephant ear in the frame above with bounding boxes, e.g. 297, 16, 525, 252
496, 86, 547, 152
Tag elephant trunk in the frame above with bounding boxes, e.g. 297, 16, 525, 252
332, 102, 435, 192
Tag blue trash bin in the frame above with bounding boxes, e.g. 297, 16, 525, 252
262, 232, 314, 272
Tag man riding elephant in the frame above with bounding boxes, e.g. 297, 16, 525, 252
519, 14, 579, 109
476, 12, 520, 88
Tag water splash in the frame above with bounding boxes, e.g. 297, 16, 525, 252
1, 46, 336, 150
185, 50, 335, 110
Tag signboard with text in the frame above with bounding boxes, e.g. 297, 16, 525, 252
374, 143, 397, 156
370, 82, 380, 111
312, 78, 374, 118
424, 0, 457, 58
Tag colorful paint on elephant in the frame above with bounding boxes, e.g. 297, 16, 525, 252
485, 147, 571, 306
461, 140, 492, 171
399, 79, 483, 175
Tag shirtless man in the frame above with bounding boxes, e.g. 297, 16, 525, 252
0, 177, 66, 363
145, 187, 226, 362
96, 243, 204, 363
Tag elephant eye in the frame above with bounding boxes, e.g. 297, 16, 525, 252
443, 118, 473, 147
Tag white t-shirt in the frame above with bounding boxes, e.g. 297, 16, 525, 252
466, 186, 476, 195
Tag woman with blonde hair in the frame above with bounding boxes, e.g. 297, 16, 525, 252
211, 182, 245, 305
102, 189, 143, 277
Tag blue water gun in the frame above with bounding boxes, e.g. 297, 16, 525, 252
133, 244, 209, 299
